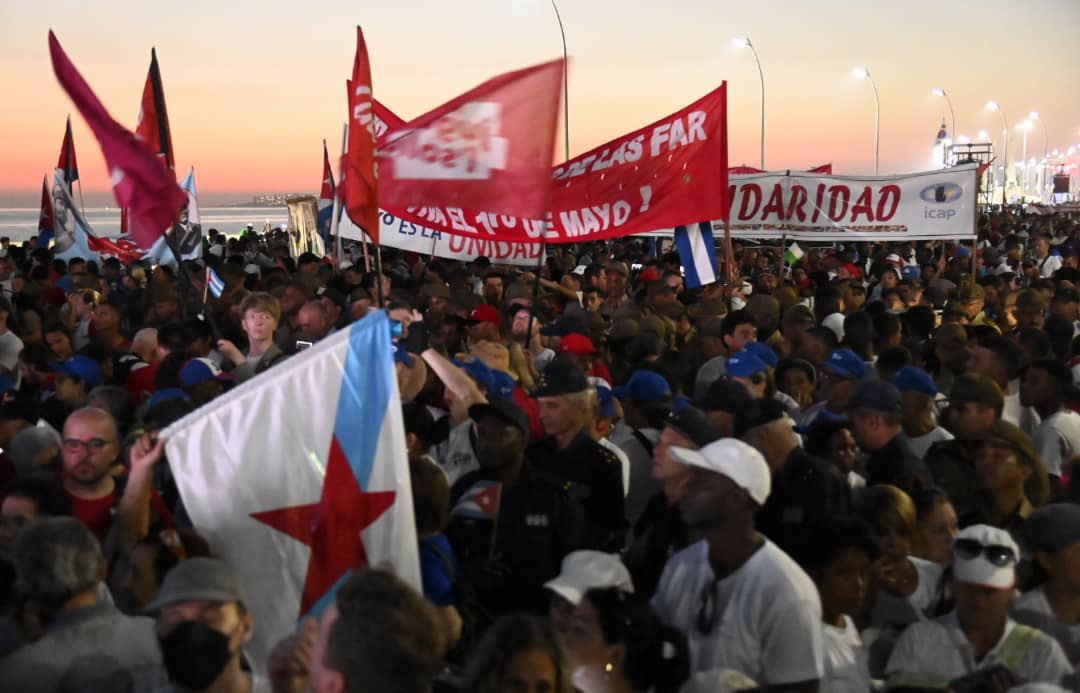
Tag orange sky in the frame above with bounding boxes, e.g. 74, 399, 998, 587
2, 0, 1079, 203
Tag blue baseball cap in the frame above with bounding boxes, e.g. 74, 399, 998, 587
613, 371, 671, 403
488, 370, 516, 400
147, 388, 192, 408
726, 350, 769, 379
53, 355, 104, 388
820, 349, 869, 379
179, 358, 234, 389
743, 342, 778, 368
901, 264, 921, 280
596, 385, 616, 418
892, 366, 937, 396
452, 357, 496, 396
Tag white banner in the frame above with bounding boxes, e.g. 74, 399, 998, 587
339, 210, 544, 266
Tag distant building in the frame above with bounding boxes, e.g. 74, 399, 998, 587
252, 193, 304, 207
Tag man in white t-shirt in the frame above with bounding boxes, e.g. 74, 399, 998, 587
1021, 358, 1080, 481
651, 438, 824, 690
894, 366, 954, 458
886, 525, 1073, 688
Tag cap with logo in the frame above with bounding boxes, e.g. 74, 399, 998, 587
532, 361, 589, 398
743, 341, 778, 369
464, 304, 501, 326
179, 358, 234, 389
53, 355, 104, 388
543, 550, 634, 605
820, 349, 869, 379
725, 350, 769, 379
668, 438, 771, 505
663, 406, 723, 447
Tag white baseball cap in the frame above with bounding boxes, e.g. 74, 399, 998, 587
543, 550, 634, 605
669, 438, 771, 505
953, 524, 1020, 589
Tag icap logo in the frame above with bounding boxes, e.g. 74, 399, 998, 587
919, 183, 963, 204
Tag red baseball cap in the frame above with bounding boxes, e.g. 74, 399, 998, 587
465, 304, 501, 326
639, 267, 662, 284
559, 333, 597, 356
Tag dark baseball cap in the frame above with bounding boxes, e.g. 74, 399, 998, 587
847, 379, 902, 415
540, 312, 590, 338
663, 406, 723, 447
733, 397, 790, 438
978, 420, 1039, 469
949, 374, 1004, 412
469, 398, 529, 436
697, 378, 751, 413
1018, 504, 1080, 553
532, 361, 589, 397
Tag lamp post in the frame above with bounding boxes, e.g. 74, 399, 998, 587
550, 0, 569, 162
932, 87, 956, 164
1016, 120, 1032, 198
853, 67, 880, 175
734, 35, 765, 169
987, 101, 1009, 204
1028, 111, 1048, 201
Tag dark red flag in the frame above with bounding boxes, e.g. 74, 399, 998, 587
38, 175, 54, 235
48, 31, 186, 250
342, 26, 379, 243
56, 116, 79, 188
135, 47, 175, 171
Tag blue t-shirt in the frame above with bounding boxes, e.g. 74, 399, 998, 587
419, 533, 459, 607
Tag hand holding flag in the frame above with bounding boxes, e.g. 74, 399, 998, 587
48, 31, 186, 250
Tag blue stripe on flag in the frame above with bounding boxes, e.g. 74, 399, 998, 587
674, 222, 718, 289
207, 268, 225, 299
335, 311, 394, 489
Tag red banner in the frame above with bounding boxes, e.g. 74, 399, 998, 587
378, 59, 564, 235
134, 48, 174, 171
380, 82, 728, 244
343, 26, 380, 243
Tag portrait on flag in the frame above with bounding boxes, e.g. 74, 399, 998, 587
163, 311, 420, 673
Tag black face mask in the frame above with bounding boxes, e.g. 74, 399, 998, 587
159, 620, 233, 691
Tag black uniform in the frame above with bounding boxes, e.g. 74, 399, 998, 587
526, 432, 627, 551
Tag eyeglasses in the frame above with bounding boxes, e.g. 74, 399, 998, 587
696, 579, 720, 635
954, 538, 1017, 567
61, 438, 114, 454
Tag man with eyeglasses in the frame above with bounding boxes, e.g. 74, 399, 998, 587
651, 438, 824, 691
886, 524, 1073, 688
62, 407, 166, 548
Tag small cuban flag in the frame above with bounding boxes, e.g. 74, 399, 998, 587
673, 222, 719, 289
451, 480, 502, 521
205, 266, 225, 300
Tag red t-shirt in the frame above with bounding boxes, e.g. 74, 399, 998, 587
126, 361, 161, 404
68, 490, 118, 542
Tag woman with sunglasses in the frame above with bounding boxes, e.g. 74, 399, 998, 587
1013, 503, 1080, 665
886, 524, 1072, 688
564, 587, 690, 693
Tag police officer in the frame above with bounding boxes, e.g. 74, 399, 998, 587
526, 360, 627, 551
448, 398, 587, 617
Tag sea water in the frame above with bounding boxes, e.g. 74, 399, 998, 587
0, 207, 290, 241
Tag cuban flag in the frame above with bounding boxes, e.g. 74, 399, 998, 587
674, 221, 719, 288
146, 167, 203, 267
163, 311, 420, 674
317, 140, 336, 249
205, 266, 225, 300
36, 176, 55, 250
451, 480, 502, 521
51, 168, 99, 264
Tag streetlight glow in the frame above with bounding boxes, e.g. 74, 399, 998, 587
978, 130, 990, 141
987, 100, 1001, 112
732, 35, 751, 48
852, 66, 869, 79
1029, 111, 1040, 121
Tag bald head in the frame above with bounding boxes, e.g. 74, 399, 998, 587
62, 407, 119, 446
298, 300, 331, 341
131, 328, 159, 363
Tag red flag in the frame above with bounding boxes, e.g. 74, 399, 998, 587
378, 58, 564, 225
87, 235, 143, 264
342, 26, 379, 243
135, 47, 175, 171
38, 175, 54, 235
808, 163, 833, 175
56, 116, 79, 188
373, 99, 406, 137
729, 165, 764, 175
48, 31, 186, 250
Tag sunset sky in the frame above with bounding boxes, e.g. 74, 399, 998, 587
2, 0, 1079, 204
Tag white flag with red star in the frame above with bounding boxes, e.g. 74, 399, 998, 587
163, 311, 419, 674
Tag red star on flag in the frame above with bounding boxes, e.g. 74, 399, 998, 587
251, 436, 395, 614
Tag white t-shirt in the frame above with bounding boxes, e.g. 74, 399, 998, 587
866, 555, 947, 630
1012, 586, 1080, 665
903, 426, 954, 460
1032, 410, 1080, 477
886, 613, 1073, 686
1040, 254, 1064, 278
822, 615, 871, 693
651, 539, 824, 685
1003, 390, 1041, 437
0, 330, 23, 373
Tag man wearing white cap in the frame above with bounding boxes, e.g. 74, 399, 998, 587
650, 439, 824, 690
544, 550, 634, 639
886, 524, 1073, 688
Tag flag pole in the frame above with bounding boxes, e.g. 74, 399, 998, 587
333, 126, 346, 267
166, 224, 222, 340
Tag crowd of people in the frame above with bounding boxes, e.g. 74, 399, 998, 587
2, 206, 1080, 691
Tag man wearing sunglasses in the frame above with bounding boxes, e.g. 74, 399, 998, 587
886, 524, 1073, 688
651, 438, 823, 691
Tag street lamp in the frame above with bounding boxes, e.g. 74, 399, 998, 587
1016, 120, 1033, 197
734, 35, 766, 169
987, 101, 1009, 202
1028, 111, 1048, 200
931, 87, 956, 150
550, 0, 569, 162
853, 67, 880, 175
